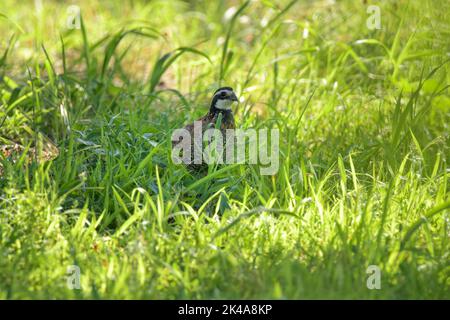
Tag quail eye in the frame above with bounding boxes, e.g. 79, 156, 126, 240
220, 92, 227, 98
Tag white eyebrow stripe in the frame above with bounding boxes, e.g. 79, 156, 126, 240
214, 89, 232, 97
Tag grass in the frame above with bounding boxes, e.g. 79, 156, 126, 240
0, 0, 449, 299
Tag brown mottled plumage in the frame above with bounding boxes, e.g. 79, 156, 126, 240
0, 138, 59, 176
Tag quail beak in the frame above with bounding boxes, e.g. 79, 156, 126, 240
230, 92, 239, 102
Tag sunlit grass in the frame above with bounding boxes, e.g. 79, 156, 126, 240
0, 0, 449, 299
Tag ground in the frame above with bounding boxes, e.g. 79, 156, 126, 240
0, 0, 449, 299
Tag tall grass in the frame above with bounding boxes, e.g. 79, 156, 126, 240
0, 0, 449, 299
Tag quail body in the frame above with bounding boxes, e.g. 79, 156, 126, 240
172, 87, 238, 171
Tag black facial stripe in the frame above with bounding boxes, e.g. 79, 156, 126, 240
214, 90, 232, 98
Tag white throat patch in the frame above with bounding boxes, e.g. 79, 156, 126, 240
215, 99, 233, 110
